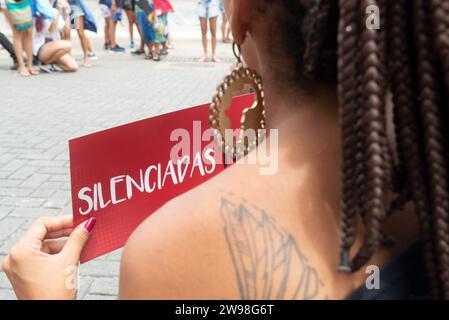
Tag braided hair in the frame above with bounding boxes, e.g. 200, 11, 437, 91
261, 0, 449, 299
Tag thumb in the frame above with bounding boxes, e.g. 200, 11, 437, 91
61, 217, 96, 262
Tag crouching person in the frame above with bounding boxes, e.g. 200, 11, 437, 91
32, 0, 78, 72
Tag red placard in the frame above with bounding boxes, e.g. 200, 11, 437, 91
69, 94, 254, 263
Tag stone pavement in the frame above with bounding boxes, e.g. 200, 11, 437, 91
0, 0, 233, 300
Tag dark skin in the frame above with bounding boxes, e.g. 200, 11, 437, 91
118, 0, 419, 299
118, 89, 418, 299
3, 0, 419, 299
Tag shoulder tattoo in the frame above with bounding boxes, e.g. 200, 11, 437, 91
220, 194, 326, 299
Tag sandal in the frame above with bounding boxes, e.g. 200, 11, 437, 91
153, 54, 160, 61
18, 67, 30, 77
145, 54, 153, 60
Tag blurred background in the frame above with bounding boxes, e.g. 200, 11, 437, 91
0, 0, 234, 299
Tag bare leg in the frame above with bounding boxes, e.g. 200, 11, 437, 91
145, 42, 151, 58
61, 25, 71, 41
226, 22, 231, 40
148, 42, 153, 57
210, 16, 219, 62
221, 13, 227, 42
161, 41, 168, 55
134, 15, 144, 50
125, 9, 134, 44
39, 41, 72, 64
76, 16, 92, 67
12, 29, 29, 76
104, 18, 111, 47
23, 28, 38, 74
199, 16, 208, 62
153, 42, 160, 60
54, 53, 79, 72
110, 20, 117, 48
167, 31, 174, 49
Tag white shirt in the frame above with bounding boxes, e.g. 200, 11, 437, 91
32, 11, 64, 56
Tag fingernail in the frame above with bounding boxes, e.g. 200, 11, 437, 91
84, 217, 96, 233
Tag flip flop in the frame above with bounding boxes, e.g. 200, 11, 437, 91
18, 68, 30, 77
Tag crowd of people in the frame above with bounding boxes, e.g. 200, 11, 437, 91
0, 0, 230, 76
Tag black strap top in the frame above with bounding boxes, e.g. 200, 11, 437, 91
346, 241, 430, 300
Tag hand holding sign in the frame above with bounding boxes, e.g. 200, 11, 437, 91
70, 95, 254, 263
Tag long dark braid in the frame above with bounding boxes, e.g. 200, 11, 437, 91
336, 0, 361, 269
387, 0, 440, 297
302, 0, 336, 80
413, 0, 449, 298
263, 0, 449, 298
431, 7, 449, 292
350, 0, 389, 271
431, 0, 449, 96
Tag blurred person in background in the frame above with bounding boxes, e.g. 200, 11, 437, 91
153, 0, 172, 57
4, 0, 38, 76
123, 0, 143, 50
219, 0, 229, 43
98, 0, 111, 49
197, 0, 219, 62
66, 0, 97, 67
0, 0, 18, 69
32, 0, 78, 72
109, 0, 125, 52
134, 0, 153, 58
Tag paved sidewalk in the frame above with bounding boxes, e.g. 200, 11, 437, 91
0, 0, 233, 300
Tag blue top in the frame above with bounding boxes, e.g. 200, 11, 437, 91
31, 0, 57, 20
31, 0, 96, 34
33, 0, 97, 32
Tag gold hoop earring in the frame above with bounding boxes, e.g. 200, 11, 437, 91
209, 42, 266, 162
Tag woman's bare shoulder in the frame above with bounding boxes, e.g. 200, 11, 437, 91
119, 196, 331, 299
118, 163, 332, 299
118, 178, 239, 299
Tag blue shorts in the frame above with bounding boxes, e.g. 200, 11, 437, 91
100, 1, 123, 21
136, 11, 154, 44
198, 0, 219, 18
112, 8, 123, 22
